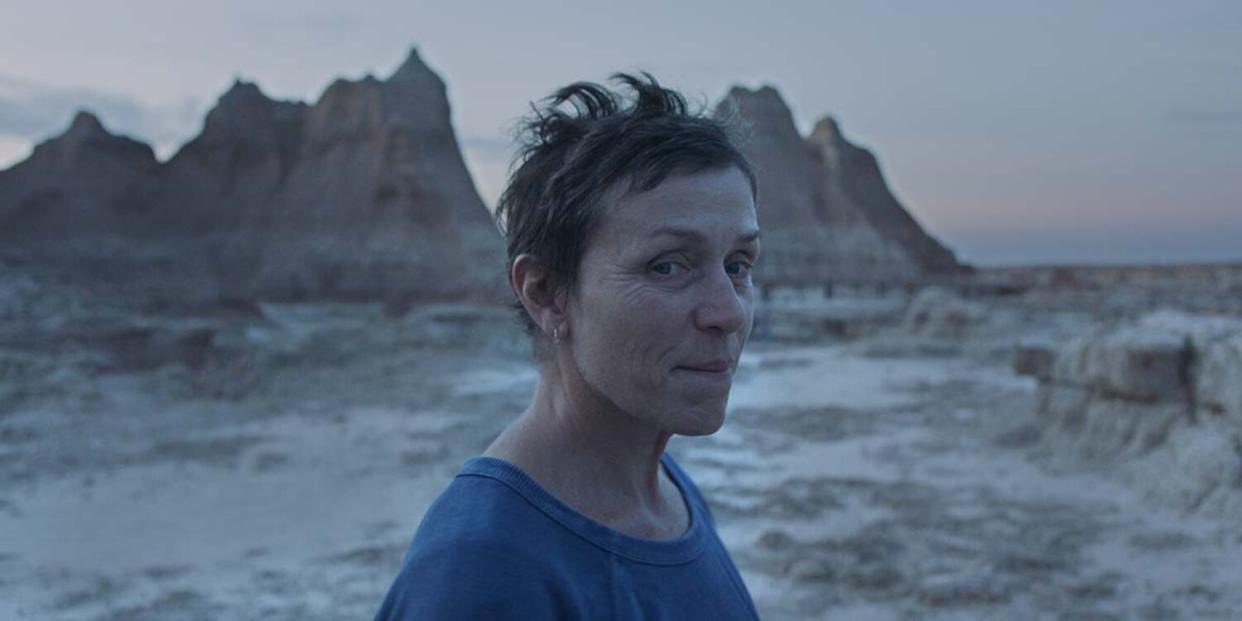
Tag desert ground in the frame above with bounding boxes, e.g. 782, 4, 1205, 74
2, 264, 1241, 620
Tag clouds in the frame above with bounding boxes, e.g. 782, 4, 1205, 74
0, 75, 202, 159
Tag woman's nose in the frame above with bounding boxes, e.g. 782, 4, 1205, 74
692, 268, 750, 335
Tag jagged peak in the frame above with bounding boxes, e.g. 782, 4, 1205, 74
217, 78, 272, 107
386, 46, 443, 90
390, 47, 428, 78
315, 75, 379, 106
726, 84, 785, 103
196, 77, 309, 139
59, 110, 150, 152
67, 110, 106, 136
720, 84, 797, 120
30, 108, 155, 162
214, 79, 306, 114
809, 116, 845, 145
716, 84, 804, 145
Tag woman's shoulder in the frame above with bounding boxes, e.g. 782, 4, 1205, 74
408, 457, 555, 545
374, 458, 599, 620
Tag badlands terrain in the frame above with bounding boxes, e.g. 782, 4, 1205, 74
2, 262, 1240, 620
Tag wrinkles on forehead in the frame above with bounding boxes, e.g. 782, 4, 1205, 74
588, 172, 758, 263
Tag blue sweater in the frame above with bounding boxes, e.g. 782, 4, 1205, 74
374, 453, 761, 620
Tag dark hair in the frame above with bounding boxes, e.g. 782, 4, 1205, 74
495, 72, 757, 349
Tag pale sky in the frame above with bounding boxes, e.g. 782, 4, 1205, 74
1, 1, 1239, 266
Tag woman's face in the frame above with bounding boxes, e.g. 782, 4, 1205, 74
564, 165, 759, 436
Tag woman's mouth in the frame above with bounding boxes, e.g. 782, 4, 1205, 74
674, 360, 734, 386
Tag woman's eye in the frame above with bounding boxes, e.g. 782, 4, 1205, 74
726, 260, 754, 277
651, 262, 683, 276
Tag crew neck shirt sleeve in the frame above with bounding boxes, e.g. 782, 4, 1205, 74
373, 470, 591, 620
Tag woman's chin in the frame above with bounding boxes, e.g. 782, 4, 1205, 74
666, 406, 728, 437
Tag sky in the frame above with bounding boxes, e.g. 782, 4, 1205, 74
1, 1, 1239, 266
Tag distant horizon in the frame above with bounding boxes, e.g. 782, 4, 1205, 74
2, 1, 1238, 267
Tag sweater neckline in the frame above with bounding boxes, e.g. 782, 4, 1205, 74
457, 452, 707, 565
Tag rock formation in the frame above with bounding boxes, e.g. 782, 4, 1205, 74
0, 111, 158, 251
154, 80, 308, 237
0, 48, 506, 304
716, 86, 967, 284
3, 60, 970, 302
244, 49, 504, 301
902, 287, 989, 339
1017, 311, 1242, 514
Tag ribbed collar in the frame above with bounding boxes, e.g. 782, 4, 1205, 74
457, 453, 707, 565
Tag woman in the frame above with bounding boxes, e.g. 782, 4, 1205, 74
375, 73, 762, 620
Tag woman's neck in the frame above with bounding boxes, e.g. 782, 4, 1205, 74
482, 365, 688, 538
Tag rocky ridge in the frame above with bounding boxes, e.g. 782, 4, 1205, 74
2, 56, 969, 304
717, 86, 967, 283
0, 48, 505, 305
0, 111, 158, 246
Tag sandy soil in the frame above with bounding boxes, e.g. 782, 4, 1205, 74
2, 297, 1240, 620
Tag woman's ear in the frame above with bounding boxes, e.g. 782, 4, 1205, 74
510, 254, 565, 337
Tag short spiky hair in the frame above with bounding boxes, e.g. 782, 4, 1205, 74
495, 72, 757, 344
